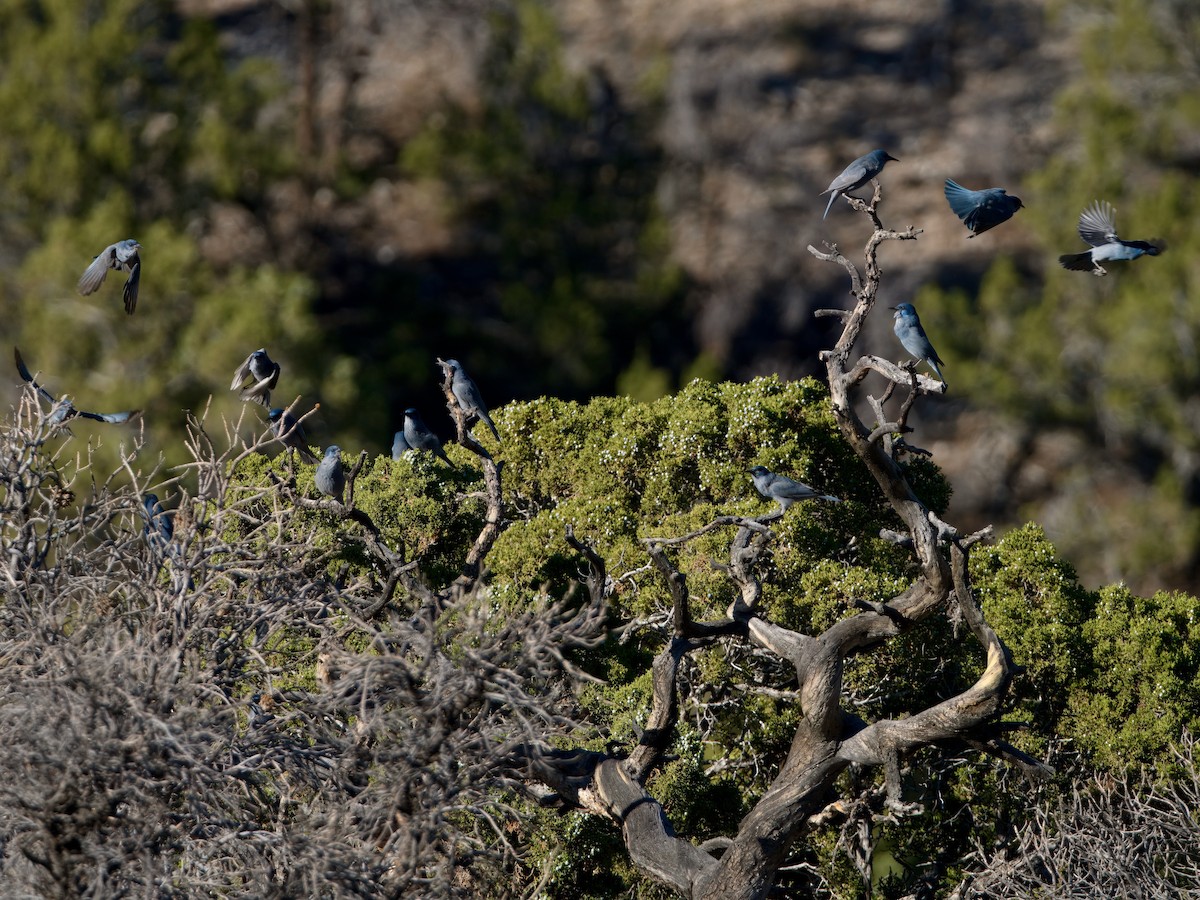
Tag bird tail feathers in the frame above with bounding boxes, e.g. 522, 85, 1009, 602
1058, 252, 1097, 272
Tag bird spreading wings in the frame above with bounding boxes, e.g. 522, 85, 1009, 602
14, 347, 141, 425
77, 239, 142, 314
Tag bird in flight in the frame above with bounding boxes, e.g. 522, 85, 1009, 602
943, 179, 1024, 237
77, 238, 142, 314
14, 346, 141, 425
1059, 201, 1164, 276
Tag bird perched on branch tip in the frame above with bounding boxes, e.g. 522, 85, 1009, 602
821, 149, 898, 219
441, 358, 499, 441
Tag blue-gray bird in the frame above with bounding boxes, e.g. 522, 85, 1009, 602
403, 408, 454, 468
822, 149, 898, 219
944, 179, 1024, 237
315, 445, 345, 503
891, 303, 946, 385
77, 238, 142, 315
749, 466, 841, 513
142, 493, 174, 549
392, 430, 411, 459
443, 358, 499, 440
142, 492, 192, 590
231, 349, 281, 407
268, 407, 319, 464
14, 347, 141, 425
1059, 200, 1164, 276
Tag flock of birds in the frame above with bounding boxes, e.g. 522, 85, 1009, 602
11, 149, 1167, 523
820, 148, 1164, 405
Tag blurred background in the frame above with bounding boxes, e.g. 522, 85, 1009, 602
2, 0, 1198, 595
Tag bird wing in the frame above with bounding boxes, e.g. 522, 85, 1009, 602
825, 160, 868, 196
943, 179, 983, 222
76, 408, 141, 424
13, 347, 57, 404
122, 260, 140, 314
231, 354, 254, 390
240, 375, 274, 407
1078, 201, 1119, 247
77, 244, 116, 295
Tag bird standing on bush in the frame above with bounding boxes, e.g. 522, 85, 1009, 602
269, 408, 319, 464
315, 446, 345, 503
749, 466, 841, 513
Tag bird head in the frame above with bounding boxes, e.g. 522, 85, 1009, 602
268, 408, 283, 423
874, 150, 899, 163
325, 445, 341, 458
890, 303, 916, 318
748, 465, 770, 477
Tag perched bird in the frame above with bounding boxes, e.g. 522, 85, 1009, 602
943, 179, 1024, 237
142, 493, 174, 548
891, 303, 946, 385
77, 239, 142, 314
749, 466, 841, 513
443, 358, 499, 440
1058, 200, 1164, 276
392, 430, 411, 459
315, 445, 345, 503
142, 492, 192, 590
268, 407, 319, 464
822, 149, 898, 219
403, 408, 454, 468
14, 347, 141, 425
230, 349, 281, 407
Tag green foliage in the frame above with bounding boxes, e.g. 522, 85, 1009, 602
1070, 586, 1200, 773
487, 376, 910, 616
0, 0, 361, 484
399, 0, 687, 399
974, 524, 1094, 737
230, 441, 487, 587
975, 523, 1200, 774
0, 0, 288, 234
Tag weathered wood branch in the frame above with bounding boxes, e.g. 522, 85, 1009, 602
517, 186, 1038, 900
434, 362, 506, 594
